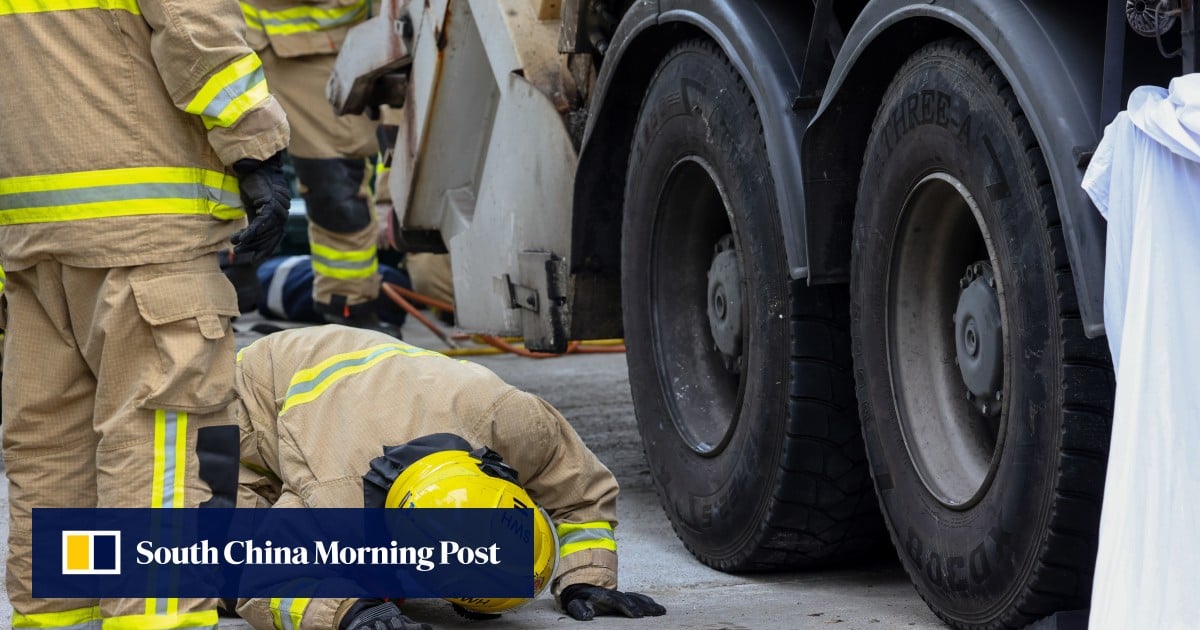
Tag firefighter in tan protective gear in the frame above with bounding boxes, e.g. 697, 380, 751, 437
231, 325, 666, 629
0, 1, 292, 628
239, 0, 397, 335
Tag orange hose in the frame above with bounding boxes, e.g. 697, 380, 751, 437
380, 282, 626, 356
381, 283, 459, 349
385, 282, 455, 313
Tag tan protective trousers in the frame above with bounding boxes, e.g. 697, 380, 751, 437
405, 253, 455, 309
259, 47, 381, 308
3, 255, 239, 629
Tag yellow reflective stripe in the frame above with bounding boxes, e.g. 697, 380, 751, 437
151, 410, 167, 509
311, 258, 378, 280
309, 241, 376, 263
0, 167, 238, 195
173, 411, 187, 507
0, 198, 242, 225
311, 260, 377, 280
13, 606, 101, 629
560, 537, 618, 557
556, 521, 614, 536
150, 409, 187, 508
254, 0, 364, 21
100, 611, 218, 630
0, 167, 243, 225
146, 403, 186, 623
270, 597, 311, 630
281, 343, 444, 413
240, 2, 262, 30
241, 0, 367, 35
201, 79, 270, 130
556, 521, 617, 557
0, 0, 140, 16
310, 242, 378, 280
186, 54, 270, 130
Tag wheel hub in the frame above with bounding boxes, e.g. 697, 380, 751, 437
707, 234, 743, 373
954, 261, 1003, 416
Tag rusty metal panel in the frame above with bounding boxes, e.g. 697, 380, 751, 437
534, 0, 562, 21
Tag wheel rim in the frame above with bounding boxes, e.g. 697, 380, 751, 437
649, 156, 743, 456
886, 172, 1008, 508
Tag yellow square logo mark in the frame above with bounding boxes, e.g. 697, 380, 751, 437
65, 534, 90, 571
61, 531, 121, 575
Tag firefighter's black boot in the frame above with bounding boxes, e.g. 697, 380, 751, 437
315, 299, 403, 339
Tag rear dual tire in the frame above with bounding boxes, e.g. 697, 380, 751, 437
622, 40, 884, 571
850, 39, 1115, 629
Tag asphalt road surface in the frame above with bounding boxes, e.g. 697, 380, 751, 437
0, 314, 946, 630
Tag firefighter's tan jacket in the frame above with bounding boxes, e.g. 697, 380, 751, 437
241, 0, 372, 57
0, 0, 289, 272
233, 325, 620, 626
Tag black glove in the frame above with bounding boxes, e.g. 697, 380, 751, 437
231, 151, 290, 263
559, 584, 666, 621
339, 600, 431, 630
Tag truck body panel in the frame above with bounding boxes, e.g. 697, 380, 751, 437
384, 0, 578, 340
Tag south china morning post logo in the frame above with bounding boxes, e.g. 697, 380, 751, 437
61, 531, 121, 575
34, 508, 534, 599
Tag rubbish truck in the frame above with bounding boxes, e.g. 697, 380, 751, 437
328, 1, 1197, 627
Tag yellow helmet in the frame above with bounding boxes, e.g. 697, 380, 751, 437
382, 446, 558, 615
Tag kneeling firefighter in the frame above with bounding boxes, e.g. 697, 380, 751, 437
228, 325, 665, 629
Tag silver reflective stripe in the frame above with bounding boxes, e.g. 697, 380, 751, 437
267, 255, 308, 319
278, 598, 298, 630
284, 345, 403, 400
559, 528, 616, 546
200, 66, 266, 119
259, 3, 366, 31
161, 411, 179, 508
310, 253, 375, 271
0, 183, 241, 210
156, 412, 176, 622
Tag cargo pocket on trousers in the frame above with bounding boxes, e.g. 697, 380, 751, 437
130, 270, 241, 413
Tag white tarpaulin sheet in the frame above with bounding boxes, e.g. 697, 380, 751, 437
1082, 75, 1200, 629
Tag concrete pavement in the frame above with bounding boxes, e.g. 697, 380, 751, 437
0, 314, 946, 629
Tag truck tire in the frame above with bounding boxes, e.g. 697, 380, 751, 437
622, 39, 885, 571
849, 39, 1114, 629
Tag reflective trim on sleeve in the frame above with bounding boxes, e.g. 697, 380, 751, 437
99, 610, 218, 630
556, 521, 617, 558
280, 343, 445, 413
310, 242, 377, 280
239, 0, 367, 36
13, 606, 101, 629
269, 596, 311, 630
186, 53, 270, 130
0, 0, 139, 16
0, 167, 243, 225
241, 2, 262, 31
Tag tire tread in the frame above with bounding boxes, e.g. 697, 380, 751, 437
850, 38, 1114, 629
